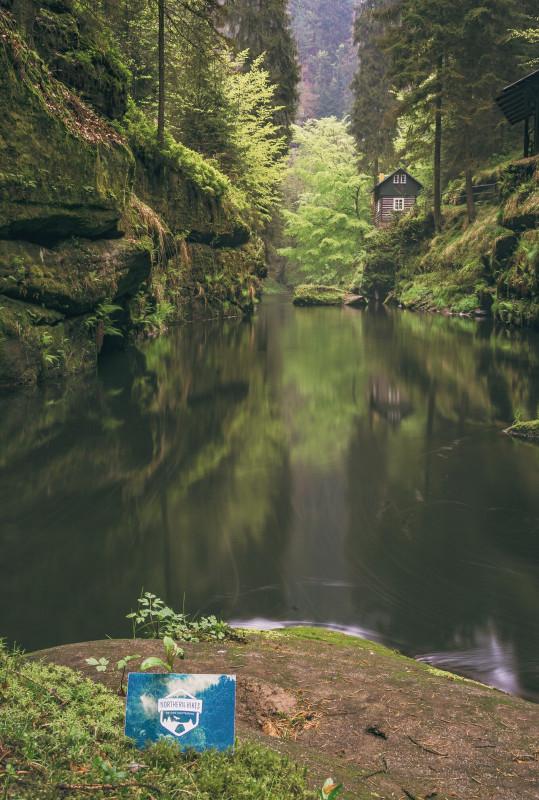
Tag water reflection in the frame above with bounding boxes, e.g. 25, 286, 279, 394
0, 300, 538, 700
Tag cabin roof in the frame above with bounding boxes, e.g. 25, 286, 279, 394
372, 168, 423, 193
496, 69, 539, 125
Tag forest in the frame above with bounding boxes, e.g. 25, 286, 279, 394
1, 2, 539, 799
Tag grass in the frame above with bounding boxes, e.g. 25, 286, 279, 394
0, 643, 315, 799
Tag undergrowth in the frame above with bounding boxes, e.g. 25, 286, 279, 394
126, 591, 243, 643
0, 643, 314, 799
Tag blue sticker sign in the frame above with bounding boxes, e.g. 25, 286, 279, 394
125, 673, 236, 752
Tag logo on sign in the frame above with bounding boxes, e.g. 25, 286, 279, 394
158, 690, 203, 738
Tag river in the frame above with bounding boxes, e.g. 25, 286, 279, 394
1, 297, 538, 701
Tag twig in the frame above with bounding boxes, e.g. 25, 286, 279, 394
402, 789, 417, 800
57, 781, 161, 794
18, 672, 69, 707
407, 736, 448, 757
362, 768, 385, 780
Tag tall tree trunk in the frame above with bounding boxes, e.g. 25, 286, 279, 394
465, 168, 476, 224
433, 56, 443, 232
373, 155, 379, 190
157, 0, 166, 146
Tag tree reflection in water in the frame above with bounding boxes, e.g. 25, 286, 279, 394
0, 300, 538, 700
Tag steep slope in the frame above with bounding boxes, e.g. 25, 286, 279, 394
0, 1, 265, 390
359, 156, 539, 326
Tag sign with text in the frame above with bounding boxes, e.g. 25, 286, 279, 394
125, 673, 236, 752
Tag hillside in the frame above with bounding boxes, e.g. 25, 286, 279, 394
359, 156, 539, 325
289, 0, 357, 120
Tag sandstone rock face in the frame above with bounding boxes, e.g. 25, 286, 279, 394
0, 4, 265, 389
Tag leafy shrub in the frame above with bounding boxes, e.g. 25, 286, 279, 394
126, 591, 241, 642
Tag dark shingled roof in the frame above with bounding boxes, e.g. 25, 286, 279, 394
496, 70, 539, 125
373, 168, 423, 192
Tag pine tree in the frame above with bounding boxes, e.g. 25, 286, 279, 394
289, 0, 357, 120
224, 0, 300, 138
443, 0, 529, 221
350, 0, 397, 185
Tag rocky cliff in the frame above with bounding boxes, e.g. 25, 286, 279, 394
0, 0, 265, 390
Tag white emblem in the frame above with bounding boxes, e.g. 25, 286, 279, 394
158, 690, 203, 738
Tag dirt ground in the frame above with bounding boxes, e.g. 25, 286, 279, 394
32, 628, 539, 800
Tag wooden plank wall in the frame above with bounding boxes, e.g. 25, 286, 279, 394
375, 197, 417, 226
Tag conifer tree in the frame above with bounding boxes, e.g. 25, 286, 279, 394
350, 0, 397, 186
224, 0, 300, 138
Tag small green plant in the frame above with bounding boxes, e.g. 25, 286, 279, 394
140, 636, 184, 674
85, 656, 110, 673
84, 302, 124, 338
85, 654, 140, 696
126, 591, 239, 642
319, 778, 344, 799
40, 330, 61, 367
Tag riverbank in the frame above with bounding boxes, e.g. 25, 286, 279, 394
32, 628, 539, 799
358, 156, 539, 326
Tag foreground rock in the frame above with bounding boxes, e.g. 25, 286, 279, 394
33, 628, 539, 799
505, 420, 539, 441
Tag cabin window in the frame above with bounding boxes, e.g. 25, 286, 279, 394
400, 174, 407, 184
393, 198, 404, 211
393, 174, 399, 184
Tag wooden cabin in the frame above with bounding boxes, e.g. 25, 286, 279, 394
496, 70, 539, 158
373, 168, 423, 227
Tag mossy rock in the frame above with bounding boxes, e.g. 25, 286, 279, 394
0, 13, 133, 243
293, 285, 346, 306
505, 419, 539, 441
0, 295, 96, 389
0, 237, 152, 316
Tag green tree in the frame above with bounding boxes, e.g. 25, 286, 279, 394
350, 0, 397, 185
224, 0, 300, 138
279, 118, 373, 285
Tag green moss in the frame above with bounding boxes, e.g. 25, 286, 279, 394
505, 419, 539, 440
293, 285, 346, 306
121, 102, 230, 199
0, 643, 315, 799
364, 157, 539, 327
271, 626, 398, 657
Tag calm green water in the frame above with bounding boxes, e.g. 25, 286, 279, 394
1, 298, 539, 700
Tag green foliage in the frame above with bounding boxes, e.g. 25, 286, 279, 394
85, 654, 141, 696
0, 643, 315, 799
225, 0, 300, 138
126, 591, 238, 642
280, 118, 373, 285
121, 101, 230, 198
140, 637, 185, 673
223, 53, 289, 225
350, 0, 396, 177
84, 302, 124, 338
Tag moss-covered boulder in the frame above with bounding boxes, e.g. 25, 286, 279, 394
293, 284, 346, 306
0, 237, 152, 315
505, 419, 539, 440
